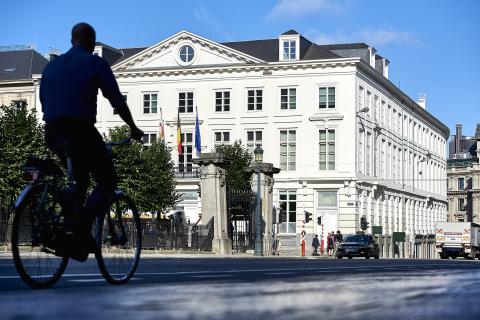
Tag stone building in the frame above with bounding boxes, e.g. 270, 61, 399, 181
31, 30, 449, 255
0, 46, 48, 109
447, 124, 480, 222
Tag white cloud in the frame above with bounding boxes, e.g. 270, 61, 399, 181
266, 0, 343, 20
307, 27, 420, 47
193, 5, 232, 40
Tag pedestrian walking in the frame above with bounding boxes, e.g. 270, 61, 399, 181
327, 231, 335, 256
335, 230, 343, 243
312, 234, 320, 256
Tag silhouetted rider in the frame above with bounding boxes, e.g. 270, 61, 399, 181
40, 23, 143, 261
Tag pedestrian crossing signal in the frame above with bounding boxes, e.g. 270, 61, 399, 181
305, 211, 312, 223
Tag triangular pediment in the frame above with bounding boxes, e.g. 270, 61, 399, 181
113, 31, 264, 71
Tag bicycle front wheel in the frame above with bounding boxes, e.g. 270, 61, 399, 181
95, 192, 141, 285
11, 185, 69, 289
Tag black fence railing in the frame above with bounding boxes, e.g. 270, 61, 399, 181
141, 217, 213, 251
173, 166, 200, 179
1, 210, 214, 252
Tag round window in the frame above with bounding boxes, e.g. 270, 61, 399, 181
179, 45, 195, 63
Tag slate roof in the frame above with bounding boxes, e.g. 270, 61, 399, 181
282, 29, 300, 35
222, 38, 340, 62
0, 49, 48, 81
114, 47, 147, 65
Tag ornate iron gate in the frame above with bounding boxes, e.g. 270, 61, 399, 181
227, 189, 256, 253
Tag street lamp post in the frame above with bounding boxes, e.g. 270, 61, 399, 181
254, 144, 264, 256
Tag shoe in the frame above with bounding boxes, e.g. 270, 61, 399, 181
70, 248, 89, 262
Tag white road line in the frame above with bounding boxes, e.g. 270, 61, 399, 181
264, 272, 298, 275
0, 263, 474, 280
190, 275, 234, 278
69, 277, 141, 283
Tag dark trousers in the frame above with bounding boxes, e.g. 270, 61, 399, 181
312, 247, 319, 256
45, 120, 116, 233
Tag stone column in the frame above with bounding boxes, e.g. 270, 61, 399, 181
249, 163, 281, 255
193, 153, 231, 255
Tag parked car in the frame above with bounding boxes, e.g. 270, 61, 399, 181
336, 234, 379, 259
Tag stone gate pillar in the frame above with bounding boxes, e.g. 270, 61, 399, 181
193, 153, 231, 255
249, 163, 281, 254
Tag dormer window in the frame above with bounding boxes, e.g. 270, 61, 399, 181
282, 40, 297, 60
279, 30, 300, 61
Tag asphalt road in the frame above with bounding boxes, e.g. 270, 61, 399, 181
1, 255, 480, 320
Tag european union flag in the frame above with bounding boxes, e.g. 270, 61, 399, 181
195, 107, 201, 156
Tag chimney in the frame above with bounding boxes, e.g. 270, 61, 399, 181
455, 124, 462, 154
48, 48, 61, 61
417, 93, 426, 109
475, 123, 480, 138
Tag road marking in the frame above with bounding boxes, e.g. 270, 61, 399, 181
1, 262, 476, 280
190, 275, 234, 278
69, 277, 141, 283
264, 272, 298, 275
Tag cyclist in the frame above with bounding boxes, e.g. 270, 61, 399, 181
40, 22, 144, 261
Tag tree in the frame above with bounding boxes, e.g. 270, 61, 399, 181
0, 103, 49, 205
106, 125, 179, 215
140, 139, 180, 215
215, 141, 253, 190
106, 126, 145, 207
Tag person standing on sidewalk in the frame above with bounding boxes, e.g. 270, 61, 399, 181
312, 234, 320, 256
327, 231, 335, 256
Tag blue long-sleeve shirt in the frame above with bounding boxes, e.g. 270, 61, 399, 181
40, 46, 124, 124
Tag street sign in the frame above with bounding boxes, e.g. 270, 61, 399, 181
393, 232, 406, 242
372, 226, 383, 235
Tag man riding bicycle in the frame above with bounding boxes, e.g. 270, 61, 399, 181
40, 22, 144, 261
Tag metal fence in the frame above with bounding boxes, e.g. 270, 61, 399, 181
140, 217, 214, 251
0, 201, 13, 247
227, 189, 256, 253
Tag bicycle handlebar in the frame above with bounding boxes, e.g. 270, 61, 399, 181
105, 137, 132, 148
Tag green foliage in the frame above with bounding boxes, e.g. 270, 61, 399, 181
106, 126, 179, 214
215, 141, 253, 190
0, 103, 49, 204
140, 139, 180, 214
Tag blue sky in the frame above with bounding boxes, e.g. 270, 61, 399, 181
2, 0, 479, 137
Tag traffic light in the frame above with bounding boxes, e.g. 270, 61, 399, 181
305, 211, 312, 223
360, 215, 369, 231
317, 216, 322, 225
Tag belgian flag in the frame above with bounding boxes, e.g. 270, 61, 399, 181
177, 109, 182, 155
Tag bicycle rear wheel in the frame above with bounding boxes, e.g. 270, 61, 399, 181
11, 185, 69, 289
95, 192, 141, 285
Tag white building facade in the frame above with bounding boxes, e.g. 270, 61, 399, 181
34, 30, 449, 254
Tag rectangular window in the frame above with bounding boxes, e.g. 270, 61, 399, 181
387, 143, 391, 179
215, 91, 230, 112
179, 92, 194, 113
141, 133, 157, 145
319, 129, 335, 170
458, 178, 465, 190
114, 94, 127, 115
366, 91, 372, 117
392, 146, 397, 182
359, 86, 365, 111
12, 99, 27, 108
143, 93, 158, 114
374, 95, 379, 122
318, 191, 337, 207
366, 132, 371, 175
279, 190, 297, 233
381, 101, 386, 125
358, 130, 364, 173
214, 131, 230, 146
280, 88, 296, 110
380, 140, 386, 179
178, 133, 193, 172
247, 130, 263, 154
247, 89, 263, 111
280, 130, 296, 171
458, 198, 466, 211
319, 87, 335, 109
282, 40, 296, 60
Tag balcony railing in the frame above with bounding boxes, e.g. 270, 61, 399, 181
173, 166, 200, 179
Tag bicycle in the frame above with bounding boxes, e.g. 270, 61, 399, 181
11, 137, 142, 289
